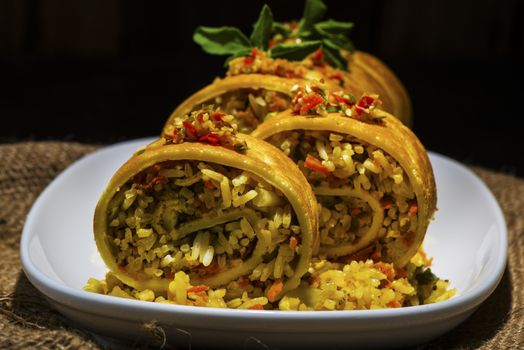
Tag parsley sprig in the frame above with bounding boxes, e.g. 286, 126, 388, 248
193, 0, 354, 70
194, 5, 321, 65
278, 0, 355, 69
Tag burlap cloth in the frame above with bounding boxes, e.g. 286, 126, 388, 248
0, 141, 522, 350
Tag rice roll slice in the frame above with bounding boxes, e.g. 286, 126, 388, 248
252, 84, 436, 267
94, 108, 318, 302
164, 74, 308, 134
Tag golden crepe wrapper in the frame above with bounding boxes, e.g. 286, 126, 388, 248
93, 135, 318, 300
251, 111, 435, 267
162, 74, 312, 135
345, 51, 413, 128
163, 50, 412, 139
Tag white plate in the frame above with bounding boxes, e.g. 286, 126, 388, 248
20, 138, 507, 349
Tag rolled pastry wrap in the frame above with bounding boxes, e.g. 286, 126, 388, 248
163, 74, 323, 135
345, 51, 412, 128
251, 87, 435, 267
94, 111, 318, 302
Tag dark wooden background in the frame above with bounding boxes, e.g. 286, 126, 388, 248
1, 0, 523, 175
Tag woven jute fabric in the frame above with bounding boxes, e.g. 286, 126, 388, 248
0, 141, 523, 350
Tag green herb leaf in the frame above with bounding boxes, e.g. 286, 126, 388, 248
193, 26, 251, 55
298, 0, 327, 35
250, 4, 273, 50
134, 148, 145, 156
415, 268, 437, 285
272, 22, 292, 37
315, 19, 354, 36
326, 105, 340, 113
270, 40, 322, 61
325, 34, 354, 52
322, 38, 348, 69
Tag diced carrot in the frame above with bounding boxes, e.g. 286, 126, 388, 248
289, 235, 299, 250
187, 285, 209, 294
249, 304, 265, 310
267, 279, 284, 303
350, 207, 362, 216
304, 154, 331, 175
408, 201, 418, 216
381, 198, 394, 209
375, 262, 395, 281
387, 300, 402, 308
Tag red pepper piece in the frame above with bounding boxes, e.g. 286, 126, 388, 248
312, 49, 324, 66
183, 121, 197, 138
329, 73, 344, 82
199, 132, 220, 145
243, 48, 259, 66
357, 95, 375, 109
196, 113, 204, 124
299, 94, 324, 114
244, 56, 255, 66
332, 93, 353, 106
210, 112, 225, 121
